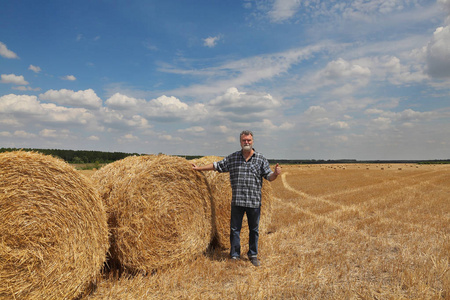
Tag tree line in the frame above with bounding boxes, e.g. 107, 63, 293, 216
0, 148, 141, 164
1, 148, 448, 165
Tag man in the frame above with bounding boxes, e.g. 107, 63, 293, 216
192, 130, 281, 267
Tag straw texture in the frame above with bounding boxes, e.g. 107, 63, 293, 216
191, 156, 274, 249
91, 154, 213, 273
0, 151, 108, 300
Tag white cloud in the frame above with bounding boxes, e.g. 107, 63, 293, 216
12, 86, 41, 91
29, 65, 41, 73
13, 130, 37, 139
209, 87, 282, 122
0, 131, 11, 137
323, 58, 371, 80
165, 43, 330, 98
61, 75, 76, 81
301, 58, 371, 94
40, 103, 96, 125
371, 116, 392, 130
145, 95, 208, 122
88, 135, 99, 141
39, 129, 71, 139
304, 106, 326, 115
438, 0, 450, 23
426, 26, 450, 78
0, 42, 18, 59
203, 36, 220, 48
261, 119, 295, 130
122, 133, 138, 141
178, 126, 205, 134
39, 89, 102, 108
105, 93, 143, 109
268, 0, 301, 22
0, 94, 98, 128
329, 121, 350, 130
1, 74, 29, 85
0, 94, 43, 114
102, 108, 150, 130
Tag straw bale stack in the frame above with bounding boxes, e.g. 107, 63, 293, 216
0, 151, 108, 300
91, 154, 213, 273
191, 156, 274, 249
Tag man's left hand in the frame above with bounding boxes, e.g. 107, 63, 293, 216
274, 163, 281, 176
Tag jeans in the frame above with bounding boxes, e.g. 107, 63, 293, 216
230, 205, 261, 258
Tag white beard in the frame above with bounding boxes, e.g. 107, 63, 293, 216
242, 145, 252, 151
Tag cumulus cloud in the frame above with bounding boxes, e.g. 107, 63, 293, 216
178, 126, 205, 135
0, 94, 43, 115
40, 103, 96, 125
304, 106, 326, 115
101, 108, 150, 130
39, 89, 102, 108
105, 93, 143, 109
61, 75, 76, 81
1, 74, 29, 85
13, 130, 37, 139
268, 0, 301, 22
329, 121, 349, 130
323, 58, 371, 80
203, 36, 220, 48
88, 135, 99, 141
145, 95, 207, 122
0, 42, 18, 59
0, 94, 97, 127
426, 26, 450, 78
29, 65, 41, 73
209, 87, 281, 122
302, 58, 371, 94
39, 129, 72, 139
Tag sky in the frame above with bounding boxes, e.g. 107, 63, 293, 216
1, 0, 450, 160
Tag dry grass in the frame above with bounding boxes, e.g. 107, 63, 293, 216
80, 163, 449, 299
0, 151, 108, 300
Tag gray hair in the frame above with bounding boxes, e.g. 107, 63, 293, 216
240, 130, 253, 138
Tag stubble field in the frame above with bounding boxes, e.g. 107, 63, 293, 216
80, 163, 449, 299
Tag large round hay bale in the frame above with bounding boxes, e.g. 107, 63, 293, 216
91, 154, 213, 273
191, 156, 274, 249
0, 151, 108, 299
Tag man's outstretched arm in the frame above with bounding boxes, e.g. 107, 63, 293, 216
192, 163, 215, 171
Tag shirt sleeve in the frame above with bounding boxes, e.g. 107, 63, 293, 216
261, 157, 273, 180
214, 157, 229, 173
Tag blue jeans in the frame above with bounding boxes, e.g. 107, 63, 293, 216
230, 205, 261, 258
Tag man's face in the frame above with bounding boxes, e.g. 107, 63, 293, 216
240, 134, 253, 151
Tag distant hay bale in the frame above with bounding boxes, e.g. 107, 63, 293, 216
192, 156, 274, 249
0, 151, 108, 299
92, 155, 212, 273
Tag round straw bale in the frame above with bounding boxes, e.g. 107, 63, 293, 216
0, 151, 108, 299
91, 154, 213, 273
191, 156, 274, 249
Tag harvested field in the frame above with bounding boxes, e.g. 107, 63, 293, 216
79, 163, 449, 299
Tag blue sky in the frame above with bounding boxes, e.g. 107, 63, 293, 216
1, 0, 450, 160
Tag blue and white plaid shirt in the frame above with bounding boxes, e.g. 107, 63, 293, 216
214, 150, 273, 208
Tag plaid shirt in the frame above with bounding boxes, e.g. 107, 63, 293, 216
214, 150, 273, 208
